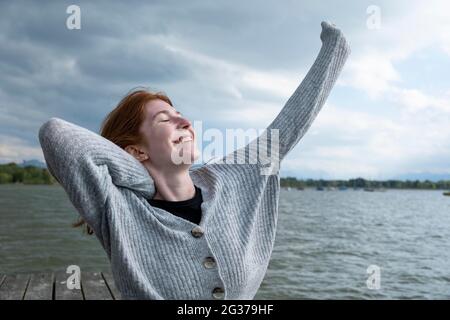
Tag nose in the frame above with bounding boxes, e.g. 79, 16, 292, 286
176, 116, 191, 129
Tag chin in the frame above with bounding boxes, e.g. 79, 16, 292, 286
170, 146, 200, 166
186, 149, 200, 165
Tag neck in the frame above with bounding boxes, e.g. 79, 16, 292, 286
145, 164, 195, 201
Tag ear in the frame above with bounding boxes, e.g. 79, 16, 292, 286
124, 145, 149, 162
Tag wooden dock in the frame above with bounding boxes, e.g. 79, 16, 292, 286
0, 272, 121, 300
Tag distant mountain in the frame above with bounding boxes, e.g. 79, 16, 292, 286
18, 159, 47, 168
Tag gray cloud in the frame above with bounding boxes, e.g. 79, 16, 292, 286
3, 0, 440, 180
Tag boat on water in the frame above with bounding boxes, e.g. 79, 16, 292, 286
444, 191, 450, 196
316, 186, 324, 191
283, 186, 304, 191
364, 188, 375, 192
338, 186, 348, 191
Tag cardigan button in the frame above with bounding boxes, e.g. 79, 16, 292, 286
212, 287, 225, 299
203, 257, 216, 269
191, 226, 204, 238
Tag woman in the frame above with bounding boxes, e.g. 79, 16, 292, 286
39, 21, 350, 299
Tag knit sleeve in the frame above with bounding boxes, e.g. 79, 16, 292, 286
220, 21, 351, 175
38, 117, 155, 231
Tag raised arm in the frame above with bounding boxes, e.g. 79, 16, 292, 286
221, 22, 350, 174
267, 21, 350, 161
38, 117, 155, 232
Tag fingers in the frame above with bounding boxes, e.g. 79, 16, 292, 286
321, 21, 335, 29
320, 20, 344, 43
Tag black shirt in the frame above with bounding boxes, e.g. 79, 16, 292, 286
148, 185, 203, 225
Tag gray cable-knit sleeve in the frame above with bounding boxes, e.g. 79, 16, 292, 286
38, 117, 155, 231
221, 21, 351, 175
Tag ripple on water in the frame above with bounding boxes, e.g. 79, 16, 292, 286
1, 185, 449, 298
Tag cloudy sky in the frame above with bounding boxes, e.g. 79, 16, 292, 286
0, 0, 449, 180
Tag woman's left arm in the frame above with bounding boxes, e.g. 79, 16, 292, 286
220, 21, 351, 175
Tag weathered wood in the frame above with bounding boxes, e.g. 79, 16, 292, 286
101, 272, 121, 300
0, 272, 122, 300
54, 271, 83, 300
82, 272, 113, 300
0, 273, 30, 300
24, 273, 54, 300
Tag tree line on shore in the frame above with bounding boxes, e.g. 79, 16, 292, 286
280, 177, 450, 190
1, 162, 449, 189
0, 163, 56, 184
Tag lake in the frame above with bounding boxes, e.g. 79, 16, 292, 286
1, 184, 449, 299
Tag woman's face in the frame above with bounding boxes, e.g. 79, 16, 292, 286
137, 99, 199, 169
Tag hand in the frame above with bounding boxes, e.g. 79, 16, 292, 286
320, 21, 344, 44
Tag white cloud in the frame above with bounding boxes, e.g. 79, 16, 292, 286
238, 69, 301, 98
341, 54, 401, 99
147, 35, 305, 128
389, 88, 450, 113
159, 35, 302, 100
218, 100, 280, 125
342, 0, 450, 101
280, 102, 450, 179
0, 135, 43, 163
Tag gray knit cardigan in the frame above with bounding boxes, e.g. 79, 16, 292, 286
38, 21, 350, 300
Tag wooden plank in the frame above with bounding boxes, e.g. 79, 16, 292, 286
82, 272, 113, 300
0, 274, 30, 300
101, 272, 121, 300
0, 271, 120, 300
54, 271, 83, 300
24, 273, 54, 300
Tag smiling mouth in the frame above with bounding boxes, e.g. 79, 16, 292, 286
172, 135, 193, 145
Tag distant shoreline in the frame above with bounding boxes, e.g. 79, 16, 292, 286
280, 176, 450, 191
1, 162, 449, 190
0, 182, 449, 191
281, 186, 450, 191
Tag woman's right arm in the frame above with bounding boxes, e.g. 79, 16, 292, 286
39, 117, 155, 232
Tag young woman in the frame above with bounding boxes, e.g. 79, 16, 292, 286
39, 21, 350, 300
